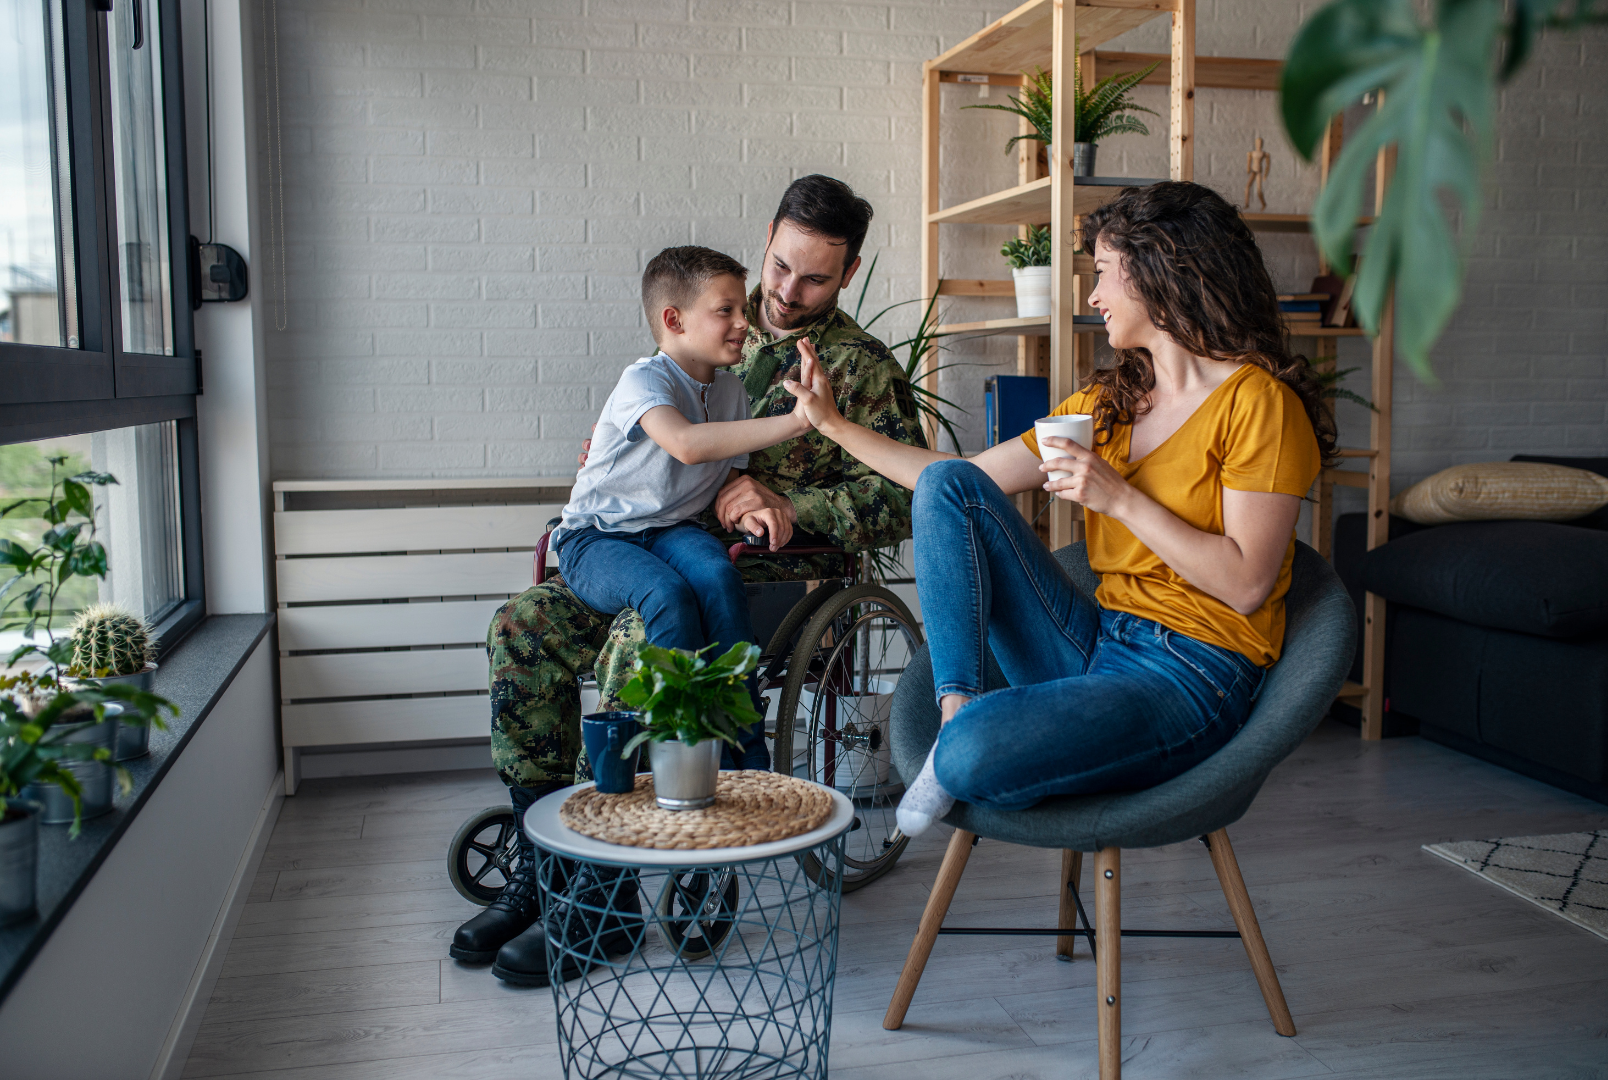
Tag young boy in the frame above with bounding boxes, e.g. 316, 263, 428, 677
551, 246, 809, 769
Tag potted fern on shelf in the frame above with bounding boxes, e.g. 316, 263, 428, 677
619, 642, 762, 811
1001, 225, 1053, 318
967, 54, 1161, 176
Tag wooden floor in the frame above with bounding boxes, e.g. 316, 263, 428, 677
183, 721, 1608, 1079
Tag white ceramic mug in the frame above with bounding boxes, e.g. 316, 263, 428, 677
1034, 414, 1094, 481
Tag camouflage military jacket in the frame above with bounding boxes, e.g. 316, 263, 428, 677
723, 287, 927, 555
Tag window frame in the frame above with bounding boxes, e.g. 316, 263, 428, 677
2, 0, 206, 649
0, 0, 198, 435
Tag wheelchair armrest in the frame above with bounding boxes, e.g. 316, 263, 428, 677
534, 530, 554, 585
726, 537, 855, 579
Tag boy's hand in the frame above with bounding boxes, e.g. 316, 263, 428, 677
577, 423, 596, 468
739, 508, 793, 552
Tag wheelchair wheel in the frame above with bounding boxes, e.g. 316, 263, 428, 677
773, 583, 922, 893
653, 870, 740, 959
448, 806, 520, 906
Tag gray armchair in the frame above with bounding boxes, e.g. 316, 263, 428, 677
883, 541, 1355, 1079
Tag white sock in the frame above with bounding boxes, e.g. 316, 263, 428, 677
896, 742, 955, 838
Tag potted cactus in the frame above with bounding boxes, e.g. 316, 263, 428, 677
619, 643, 762, 811
72, 604, 158, 759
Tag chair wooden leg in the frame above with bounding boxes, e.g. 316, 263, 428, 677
1057, 849, 1083, 959
1206, 828, 1296, 1037
1095, 846, 1121, 1080
883, 829, 976, 1030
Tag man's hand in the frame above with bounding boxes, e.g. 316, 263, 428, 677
738, 507, 793, 551
716, 474, 797, 534
577, 423, 596, 469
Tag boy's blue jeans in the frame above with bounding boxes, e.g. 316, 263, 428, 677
555, 522, 769, 770
912, 460, 1265, 811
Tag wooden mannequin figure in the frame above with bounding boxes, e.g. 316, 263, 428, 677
1245, 135, 1271, 211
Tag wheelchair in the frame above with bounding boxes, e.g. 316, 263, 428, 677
448, 523, 923, 954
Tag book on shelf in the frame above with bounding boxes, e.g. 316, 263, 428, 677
1309, 274, 1356, 327
984, 375, 1049, 449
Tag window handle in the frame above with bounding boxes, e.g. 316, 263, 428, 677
131, 0, 143, 48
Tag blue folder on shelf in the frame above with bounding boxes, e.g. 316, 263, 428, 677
984, 375, 1050, 449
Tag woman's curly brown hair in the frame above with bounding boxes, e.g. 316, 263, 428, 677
1077, 182, 1337, 466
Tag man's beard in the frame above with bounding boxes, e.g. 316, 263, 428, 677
763, 289, 833, 331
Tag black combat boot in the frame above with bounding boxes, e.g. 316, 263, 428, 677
491, 862, 643, 987
449, 784, 551, 963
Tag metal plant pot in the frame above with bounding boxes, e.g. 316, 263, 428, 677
649, 738, 721, 811
1072, 142, 1097, 177
84, 664, 157, 760
0, 799, 42, 926
24, 714, 117, 825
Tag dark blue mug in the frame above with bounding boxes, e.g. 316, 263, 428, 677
581, 711, 642, 794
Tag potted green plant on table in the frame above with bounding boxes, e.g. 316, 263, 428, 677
967, 55, 1160, 176
620, 642, 762, 811
0, 458, 177, 861
1001, 225, 1053, 318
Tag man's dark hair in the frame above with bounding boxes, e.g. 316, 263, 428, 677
641, 246, 748, 340
770, 174, 874, 271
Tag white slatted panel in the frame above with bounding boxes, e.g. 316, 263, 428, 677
281, 696, 489, 748
279, 600, 503, 651
280, 649, 488, 700
276, 551, 531, 603
273, 504, 564, 556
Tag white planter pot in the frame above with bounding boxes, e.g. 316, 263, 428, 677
1012, 265, 1052, 319
649, 737, 721, 811
799, 677, 897, 795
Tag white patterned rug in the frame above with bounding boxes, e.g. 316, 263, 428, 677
1424, 831, 1608, 940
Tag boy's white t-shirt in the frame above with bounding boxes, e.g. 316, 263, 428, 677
555, 353, 752, 541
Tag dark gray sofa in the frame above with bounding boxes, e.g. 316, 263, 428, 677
1332, 454, 1608, 804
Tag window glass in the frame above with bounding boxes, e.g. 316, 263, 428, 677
0, 0, 79, 349
108, 0, 173, 356
0, 422, 186, 662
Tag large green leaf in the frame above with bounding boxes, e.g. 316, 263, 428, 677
1281, 0, 1606, 380
1282, 0, 1501, 380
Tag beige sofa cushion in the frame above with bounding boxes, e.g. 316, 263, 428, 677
1390, 462, 1608, 526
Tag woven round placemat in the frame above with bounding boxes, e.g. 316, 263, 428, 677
559, 771, 836, 850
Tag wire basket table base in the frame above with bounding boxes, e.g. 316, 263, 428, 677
538, 836, 846, 1080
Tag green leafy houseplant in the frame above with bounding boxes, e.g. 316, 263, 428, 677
1001, 225, 1053, 269
618, 643, 763, 757
964, 55, 1161, 151
1280, 0, 1607, 380
0, 457, 178, 833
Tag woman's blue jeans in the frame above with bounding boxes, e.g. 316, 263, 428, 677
912, 460, 1266, 811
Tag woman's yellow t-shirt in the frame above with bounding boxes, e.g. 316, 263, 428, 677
1020, 364, 1321, 666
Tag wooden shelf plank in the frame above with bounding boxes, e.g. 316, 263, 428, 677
937, 278, 1015, 297
936, 315, 1106, 337
928, 175, 1167, 226
1336, 681, 1367, 701
928, 0, 1169, 76
1093, 50, 1281, 91
1336, 448, 1379, 458
1243, 211, 1377, 233
1324, 468, 1370, 489
1285, 324, 1367, 336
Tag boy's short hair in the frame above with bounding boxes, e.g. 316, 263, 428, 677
770, 174, 874, 271
642, 246, 749, 341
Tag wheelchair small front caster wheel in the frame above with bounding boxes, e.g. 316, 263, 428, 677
448, 806, 520, 906
654, 870, 740, 960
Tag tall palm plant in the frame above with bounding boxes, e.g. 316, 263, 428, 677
965, 54, 1160, 150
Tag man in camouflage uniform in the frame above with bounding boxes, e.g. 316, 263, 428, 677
454, 175, 928, 985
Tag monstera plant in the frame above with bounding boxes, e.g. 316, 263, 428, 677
1281, 0, 1606, 380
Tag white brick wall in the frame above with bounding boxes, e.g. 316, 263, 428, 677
259, 1, 1606, 481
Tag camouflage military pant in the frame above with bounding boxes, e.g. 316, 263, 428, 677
487, 553, 835, 790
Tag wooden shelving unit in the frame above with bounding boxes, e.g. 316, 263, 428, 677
920, 0, 1398, 740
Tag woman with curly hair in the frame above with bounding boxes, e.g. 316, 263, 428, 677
784, 181, 1334, 836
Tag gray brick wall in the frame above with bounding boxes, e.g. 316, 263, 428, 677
259, 2, 1606, 484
